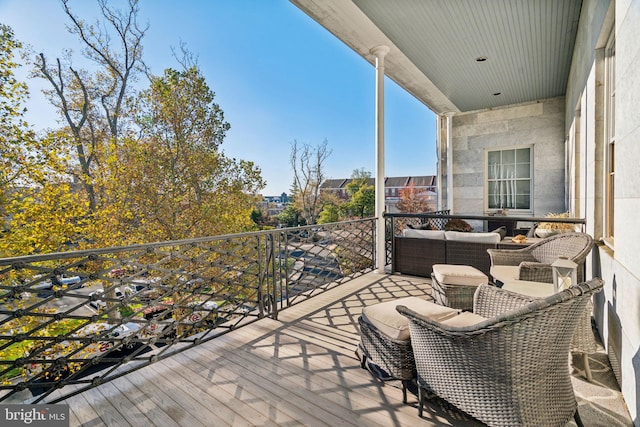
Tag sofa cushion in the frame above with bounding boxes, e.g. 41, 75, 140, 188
432, 264, 489, 286
490, 265, 519, 284
445, 231, 501, 244
441, 311, 487, 327
403, 229, 446, 240
362, 296, 460, 340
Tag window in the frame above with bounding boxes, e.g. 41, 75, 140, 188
486, 147, 532, 211
605, 32, 615, 240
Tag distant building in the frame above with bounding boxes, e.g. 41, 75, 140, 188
320, 176, 437, 213
258, 193, 290, 217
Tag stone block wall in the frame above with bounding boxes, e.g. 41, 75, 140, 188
448, 96, 566, 216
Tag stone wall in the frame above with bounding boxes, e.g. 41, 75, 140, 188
449, 96, 566, 216
566, 0, 640, 423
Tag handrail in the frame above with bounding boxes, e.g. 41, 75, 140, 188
384, 212, 586, 225
0, 218, 377, 266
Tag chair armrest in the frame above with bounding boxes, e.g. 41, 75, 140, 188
487, 248, 537, 266
473, 284, 537, 318
518, 262, 553, 283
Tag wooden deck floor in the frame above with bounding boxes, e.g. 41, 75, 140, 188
56, 272, 631, 427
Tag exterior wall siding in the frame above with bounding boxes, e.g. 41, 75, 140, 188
449, 97, 566, 216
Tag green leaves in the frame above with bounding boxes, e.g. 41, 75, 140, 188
1, 13, 264, 257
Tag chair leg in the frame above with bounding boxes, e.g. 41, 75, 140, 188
355, 345, 367, 369
583, 353, 592, 381
574, 408, 585, 427
401, 380, 408, 404
417, 387, 424, 417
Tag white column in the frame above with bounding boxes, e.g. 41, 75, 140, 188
445, 113, 454, 211
371, 45, 390, 273
436, 115, 444, 211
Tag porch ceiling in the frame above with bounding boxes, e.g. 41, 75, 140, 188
291, 0, 582, 114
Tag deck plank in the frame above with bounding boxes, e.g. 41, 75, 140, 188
190, 343, 367, 427
175, 348, 345, 427
216, 323, 421, 427
93, 381, 153, 427
79, 385, 132, 427
65, 390, 103, 427
109, 374, 181, 427
112, 368, 208, 427
158, 352, 289, 427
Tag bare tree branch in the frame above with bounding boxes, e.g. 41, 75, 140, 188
290, 139, 331, 225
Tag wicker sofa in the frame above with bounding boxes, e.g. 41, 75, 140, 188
393, 229, 503, 277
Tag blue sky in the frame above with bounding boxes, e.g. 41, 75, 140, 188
1, 0, 436, 195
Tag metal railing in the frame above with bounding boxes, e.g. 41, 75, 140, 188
386, 211, 586, 235
0, 218, 376, 403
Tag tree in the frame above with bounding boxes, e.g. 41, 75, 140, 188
290, 139, 331, 225
342, 169, 375, 218
396, 184, 432, 213
0, 25, 88, 257
0, 24, 36, 214
318, 203, 340, 224
277, 205, 305, 228
34, 0, 147, 212
122, 65, 264, 240
1, 183, 91, 257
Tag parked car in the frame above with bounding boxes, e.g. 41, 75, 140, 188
31, 275, 82, 291
139, 300, 220, 337
26, 321, 141, 380
88, 288, 124, 310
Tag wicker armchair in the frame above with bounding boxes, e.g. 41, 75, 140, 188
397, 279, 603, 427
487, 232, 593, 284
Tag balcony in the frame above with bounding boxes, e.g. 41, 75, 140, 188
0, 218, 631, 425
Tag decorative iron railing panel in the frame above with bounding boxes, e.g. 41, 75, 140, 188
0, 219, 375, 403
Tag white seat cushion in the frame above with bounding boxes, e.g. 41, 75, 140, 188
403, 229, 446, 240
490, 265, 520, 284
432, 264, 488, 287
440, 311, 487, 327
444, 231, 501, 244
362, 296, 460, 341
502, 280, 555, 297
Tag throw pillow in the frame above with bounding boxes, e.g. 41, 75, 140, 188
407, 222, 432, 230
491, 226, 507, 240
444, 218, 473, 232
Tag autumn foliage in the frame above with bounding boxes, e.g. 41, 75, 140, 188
0, 4, 264, 257
396, 184, 433, 213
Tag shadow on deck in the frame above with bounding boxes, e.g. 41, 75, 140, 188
54, 272, 631, 426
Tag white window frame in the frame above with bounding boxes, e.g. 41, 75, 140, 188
485, 145, 534, 213
604, 31, 615, 243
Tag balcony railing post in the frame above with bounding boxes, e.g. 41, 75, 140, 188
390, 215, 396, 273
269, 232, 278, 319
